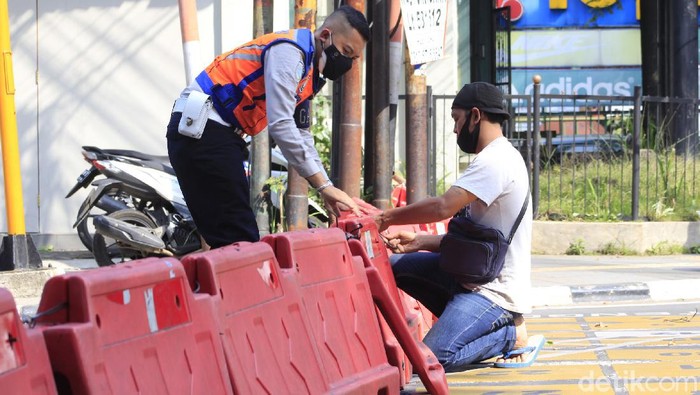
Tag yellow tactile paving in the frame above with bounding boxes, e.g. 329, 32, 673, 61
538, 331, 589, 341
627, 382, 700, 394
525, 317, 581, 325
435, 314, 700, 394
608, 361, 700, 377
444, 383, 615, 394
584, 315, 699, 327
606, 348, 700, 363
464, 364, 609, 382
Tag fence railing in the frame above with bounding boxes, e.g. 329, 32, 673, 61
429, 87, 700, 221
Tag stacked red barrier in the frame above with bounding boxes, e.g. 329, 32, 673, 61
34, 258, 232, 395
4, 218, 450, 394
347, 239, 450, 395
336, 214, 420, 386
264, 228, 401, 394
0, 288, 56, 394
181, 242, 331, 394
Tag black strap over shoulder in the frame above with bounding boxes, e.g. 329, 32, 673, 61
506, 189, 530, 244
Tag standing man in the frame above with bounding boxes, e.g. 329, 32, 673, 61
167, 6, 369, 249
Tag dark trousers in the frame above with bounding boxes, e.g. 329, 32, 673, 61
166, 112, 260, 248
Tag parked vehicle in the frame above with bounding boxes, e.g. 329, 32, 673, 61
543, 134, 628, 163
67, 146, 199, 266
65, 147, 171, 253
67, 145, 328, 266
513, 133, 629, 165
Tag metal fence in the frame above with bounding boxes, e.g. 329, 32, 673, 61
428, 87, 700, 221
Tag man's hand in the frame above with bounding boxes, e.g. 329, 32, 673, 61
320, 186, 364, 218
383, 230, 422, 254
374, 212, 389, 233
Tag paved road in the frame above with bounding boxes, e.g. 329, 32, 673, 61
406, 301, 700, 394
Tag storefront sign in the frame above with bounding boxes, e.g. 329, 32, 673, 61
400, 0, 448, 64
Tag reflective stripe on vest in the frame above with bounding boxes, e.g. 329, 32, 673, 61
196, 29, 316, 136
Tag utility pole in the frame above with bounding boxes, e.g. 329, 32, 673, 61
388, 0, 402, 198
669, 0, 698, 154
369, 0, 391, 209
177, 0, 201, 84
363, 3, 375, 199
640, 0, 698, 154
639, 0, 664, 98
250, 0, 273, 236
404, 53, 429, 204
0, 0, 41, 270
401, 0, 430, 205
286, 0, 316, 230
335, 0, 365, 198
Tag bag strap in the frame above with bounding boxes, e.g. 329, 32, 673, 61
506, 189, 530, 244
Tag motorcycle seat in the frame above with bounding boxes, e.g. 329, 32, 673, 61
102, 149, 170, 164
83, 146, 176, 176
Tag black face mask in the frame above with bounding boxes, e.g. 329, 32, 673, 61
457, 114, 480, 154
321, 34, 353, 81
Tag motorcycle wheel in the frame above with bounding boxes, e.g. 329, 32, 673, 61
92, 209, 159, 267
76, 190, 134, 252
76, 197, 99, 252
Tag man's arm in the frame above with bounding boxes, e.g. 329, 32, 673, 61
376, 186, 478, 232
263, 43, 361, 215
264, 44, 326, 184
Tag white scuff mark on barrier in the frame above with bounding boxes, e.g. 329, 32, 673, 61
123, 289, 131, 305
364, 231, 375, 258
165, 260, 176, 279
145, 288, 158, 333
257, 260, 272, 287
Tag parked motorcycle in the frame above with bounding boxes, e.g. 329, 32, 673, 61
67, 145, 329, 266
66, 147, 171, 252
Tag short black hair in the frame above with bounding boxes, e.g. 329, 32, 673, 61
334, 5, 370, 42
483, 111, 509, 126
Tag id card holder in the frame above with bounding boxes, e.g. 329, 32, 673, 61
178, 90, 212, 139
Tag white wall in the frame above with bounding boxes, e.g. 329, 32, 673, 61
3, 0, 38, 232
4, 0, 456, 249
4, 0, 258, 244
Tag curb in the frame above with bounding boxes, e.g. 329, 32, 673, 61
532, 279, 700, 307
0, 267, 65, 299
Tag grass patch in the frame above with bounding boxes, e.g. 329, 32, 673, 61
565, 239, 586, 255
645, 241, 685, 255
596, 241, 636, 256
537, 153, 700, 222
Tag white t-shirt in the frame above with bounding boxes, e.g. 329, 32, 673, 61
451, 136, 533, 314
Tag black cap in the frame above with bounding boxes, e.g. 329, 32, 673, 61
452, 82, 510, 120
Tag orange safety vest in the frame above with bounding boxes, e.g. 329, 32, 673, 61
195, 29, 317, 136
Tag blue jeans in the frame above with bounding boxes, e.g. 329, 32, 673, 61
391, 252, 517, 372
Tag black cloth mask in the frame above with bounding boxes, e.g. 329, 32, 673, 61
321, 34, 353, 80
457, 115, 480, 154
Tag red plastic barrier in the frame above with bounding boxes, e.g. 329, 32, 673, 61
336, 216, 418, 386
181, 242, 331, 394
263, 228, 401, 394
0, 288, 56, 394
391, 184, 407, 207
400, 292, 437, 339
347, 239, 449, 395
35, 258, 232, 395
